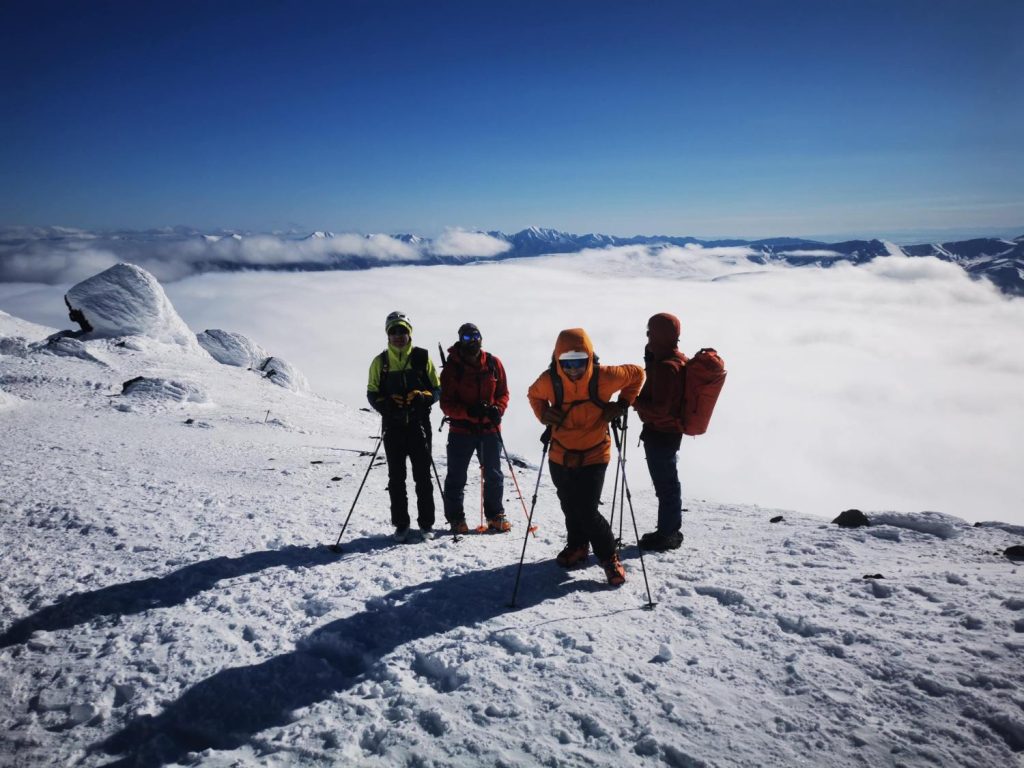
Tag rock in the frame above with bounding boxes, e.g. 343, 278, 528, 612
64, 263, 201, 350
259, 356, 309, 392
120, 377, 208, 403
770, 515, 784, 523
832, 509, 870, 528
196, 329, 270, 368
1004, 545, 1024, 561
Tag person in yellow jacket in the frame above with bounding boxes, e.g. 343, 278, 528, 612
527, 328, 644, 585
366, 311, 441, 542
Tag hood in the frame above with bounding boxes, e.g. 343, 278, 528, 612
646, 313, 680, 357
552, 327, 595, 362
552, 328, 595, 390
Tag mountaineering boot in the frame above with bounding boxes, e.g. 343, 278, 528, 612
450, 519, 470, 535
555, 543, 589, 568
419, 527, 435, 541
394, 526, 410, 543
639, 530, 684, 552
601, 552, 626, 586
487, 514, 512, 533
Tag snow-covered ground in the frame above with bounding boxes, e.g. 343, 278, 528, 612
1, 269, 1023, 767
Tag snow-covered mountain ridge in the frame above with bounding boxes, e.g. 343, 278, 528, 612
3, 226, 1023, 297
1, 269, 1023, 767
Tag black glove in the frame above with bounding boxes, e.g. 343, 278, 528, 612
601, 398, 629, 424
541, 407, 565, 426
467, 402, 486, 419
485, 404, 502, 425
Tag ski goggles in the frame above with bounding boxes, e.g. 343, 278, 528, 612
559, 358, 588, 370
460, 332, 482, 342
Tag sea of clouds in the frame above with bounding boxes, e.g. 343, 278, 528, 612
0, 227, 512, 284
1, 242, 1021, 525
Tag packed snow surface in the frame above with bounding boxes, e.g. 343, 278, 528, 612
1, 283, 1023, 767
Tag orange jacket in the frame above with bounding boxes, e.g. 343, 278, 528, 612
527, 328, 644, 467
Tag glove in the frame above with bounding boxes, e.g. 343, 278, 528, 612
467, 402, 486, 419
541, 407, 565, 426
390, 393, 406, 408
406, 389, 431, 405
601, 399, 628, 423
485, 404, 502, 425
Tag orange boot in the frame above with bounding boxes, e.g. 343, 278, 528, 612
601, 552, 626, 586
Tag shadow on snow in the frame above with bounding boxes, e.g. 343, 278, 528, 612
0, 540, 399, 648
96, 558, 593, 767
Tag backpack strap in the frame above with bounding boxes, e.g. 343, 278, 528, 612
547, 356, 605, 411
379, 347, 429, 387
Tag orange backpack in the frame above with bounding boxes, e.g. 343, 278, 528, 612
681, 348, 726, 436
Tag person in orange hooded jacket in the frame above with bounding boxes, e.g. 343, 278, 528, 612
527, 328, 644, 585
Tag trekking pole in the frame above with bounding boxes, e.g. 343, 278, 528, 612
611, 415, 656, 610
509, 428, 551, 608
417, 418, 446, 505
608, 419, 623, 537
328, 428, 385, 553
616, 416, 628, 545
476, 463, 488, 532
496, 431, 538, 536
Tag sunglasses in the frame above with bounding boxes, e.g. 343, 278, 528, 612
388, 328, 409, 337
461, 333, 481, 342
560, 358, 588, 370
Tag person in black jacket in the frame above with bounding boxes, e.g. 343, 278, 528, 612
366, 311, 441, 541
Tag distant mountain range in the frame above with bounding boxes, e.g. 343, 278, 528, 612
1, 225, 1022, 296
351, 226, 1024, 296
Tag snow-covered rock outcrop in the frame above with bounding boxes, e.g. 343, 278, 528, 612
120, 376, 209, 404
197, 329, 308, 392
258, 356, 309, 392
196, 329, 270, 368
64, 263, 201, 350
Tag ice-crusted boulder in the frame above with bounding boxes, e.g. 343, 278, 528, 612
119, 376, 209, 403
35, 335, 107, 365
196, 329, 270, 368
198, 328, 308, 392
258, 356, 309, 392
64, 263, 201, 350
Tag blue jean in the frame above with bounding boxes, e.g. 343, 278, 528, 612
642, 430, 682, 533
443, 432, 504, 523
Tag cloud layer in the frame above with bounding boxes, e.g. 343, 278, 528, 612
0, 228, 512, 284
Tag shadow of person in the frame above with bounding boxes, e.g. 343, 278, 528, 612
97, 559, 590, 767
0, 541, 394, 648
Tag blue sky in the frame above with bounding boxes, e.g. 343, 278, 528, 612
1, 0, 1021, 239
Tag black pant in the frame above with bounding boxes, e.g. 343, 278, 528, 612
383, 419, 436, 530
548, 461, 615, 561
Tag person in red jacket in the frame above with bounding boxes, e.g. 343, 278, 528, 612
440, 323, 511, 535
632, 312, 687, 551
